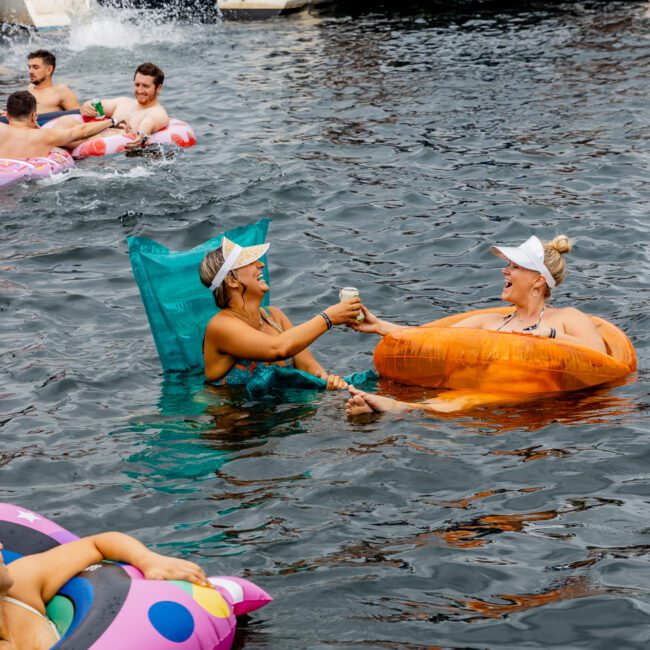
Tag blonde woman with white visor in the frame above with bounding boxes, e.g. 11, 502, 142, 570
346, 234, 606, 415
199, 237, 362, 387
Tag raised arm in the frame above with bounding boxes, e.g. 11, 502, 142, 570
9, 532, 210, 610
42, 118, 114, 147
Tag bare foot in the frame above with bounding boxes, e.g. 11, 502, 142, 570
345, 386, 411, 416
346, 393, 375, 416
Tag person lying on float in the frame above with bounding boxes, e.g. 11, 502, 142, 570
346, 234, 606, 416
52, 62, 168, 152
0, 91, 112, 160
200, 237, 362, 388
0, 534, 210, 649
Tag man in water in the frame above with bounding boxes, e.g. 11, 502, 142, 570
26, 49, 80, 113
0, 91, 113, 159
74, 62, 169, 151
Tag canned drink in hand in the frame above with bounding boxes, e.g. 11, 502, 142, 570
339, 286, 365, 322
90, 98, 105, 118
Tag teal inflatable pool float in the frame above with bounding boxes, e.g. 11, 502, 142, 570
128, 219, 376, 391
128, 220, 271, 374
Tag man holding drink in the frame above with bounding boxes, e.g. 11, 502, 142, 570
52, 62, 169, 152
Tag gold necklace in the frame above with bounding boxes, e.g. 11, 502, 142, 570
226, 308, 263, 330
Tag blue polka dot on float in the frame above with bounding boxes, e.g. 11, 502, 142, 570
148, 601, 195, 642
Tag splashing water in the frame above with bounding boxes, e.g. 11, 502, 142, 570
67, 1, 187, 52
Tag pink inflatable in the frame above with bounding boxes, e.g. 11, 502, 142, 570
0, 503, 271, 649
42, 114, 196, 159
0, 148, 74, 188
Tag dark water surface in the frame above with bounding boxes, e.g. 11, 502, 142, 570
2, 1, 650, 648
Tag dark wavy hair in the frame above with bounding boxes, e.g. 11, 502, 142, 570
134, 62, 164, 88
28, 49, 56, 71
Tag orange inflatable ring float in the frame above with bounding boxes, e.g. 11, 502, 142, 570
373, 307, 636, 394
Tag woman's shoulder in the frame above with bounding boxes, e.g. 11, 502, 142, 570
550, 305, 590, 319
548, 306, 597, 328
205, 310, 237, 335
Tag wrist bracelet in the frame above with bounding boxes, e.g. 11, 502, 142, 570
549, 327, 556, 339
320, 312, 333, 330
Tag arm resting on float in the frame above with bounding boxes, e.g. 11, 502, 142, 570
543, 308, 606, 354
446, 313, 495, 329
138, 109, 169, 136
9, 532, 210, 610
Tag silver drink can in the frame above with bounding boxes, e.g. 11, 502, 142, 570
339, 286, 364, 321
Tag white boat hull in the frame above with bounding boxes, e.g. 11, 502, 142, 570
217, 0, 311, 19
0, 0, 90, 29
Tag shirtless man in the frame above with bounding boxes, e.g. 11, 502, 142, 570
27, 49, 80, 114
0, 91, 113, 159
76, 62, 169, 151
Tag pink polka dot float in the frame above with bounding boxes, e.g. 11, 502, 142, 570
41, 113, 197, 159
0, 148, 74, 188
0, 503, 271, 649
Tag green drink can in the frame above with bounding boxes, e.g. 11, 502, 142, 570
90, 98, 105, 118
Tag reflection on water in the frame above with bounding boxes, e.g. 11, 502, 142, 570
375, 379, 641, 434
384, 575, 607, 623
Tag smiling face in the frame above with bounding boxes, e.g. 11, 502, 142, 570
501, 261, 545, 304
133, 73, 160, 106
232, 260, 268, 296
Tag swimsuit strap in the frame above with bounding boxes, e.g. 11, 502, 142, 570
4, 596, 61, 640
260, 307, 283, 333
496, 312, 516, 332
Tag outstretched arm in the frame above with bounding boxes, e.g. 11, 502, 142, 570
350, 305, 403, 336
207, 299, 361, 365
9, 532, 210, 610
43, 118, 113, 147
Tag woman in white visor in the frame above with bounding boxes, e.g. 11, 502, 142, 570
199, 237, 362, 387
346, 234, 606, 414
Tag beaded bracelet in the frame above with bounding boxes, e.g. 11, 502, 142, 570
320, 312, 333, 330
549, 327, 557, 339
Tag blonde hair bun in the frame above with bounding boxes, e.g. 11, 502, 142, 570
549, 234, 572, 255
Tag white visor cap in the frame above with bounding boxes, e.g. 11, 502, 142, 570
209, 236, 270, 293
490, 235, 556, 289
